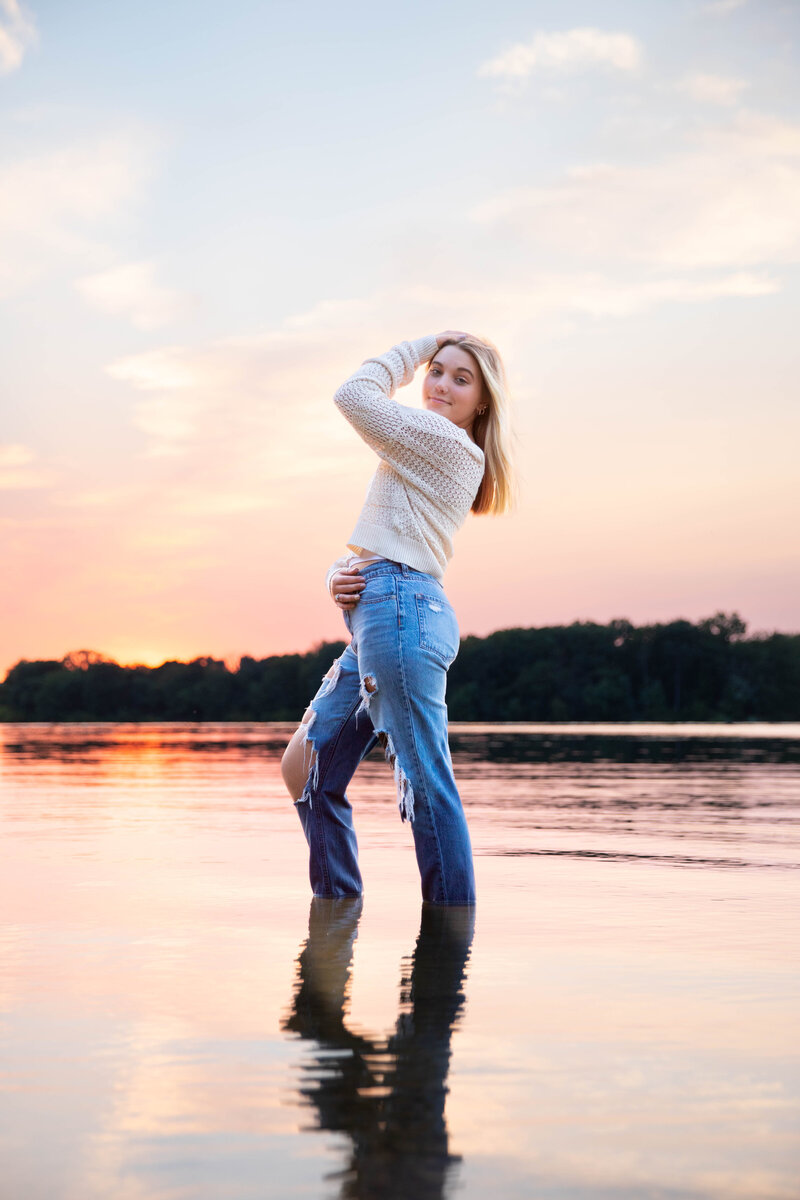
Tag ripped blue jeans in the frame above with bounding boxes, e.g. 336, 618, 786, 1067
295, 560, 476, 906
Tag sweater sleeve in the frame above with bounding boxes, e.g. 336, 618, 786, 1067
332, 335, 440, 454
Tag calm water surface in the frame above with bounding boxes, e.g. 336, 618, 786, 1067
1, 722, 799, 1200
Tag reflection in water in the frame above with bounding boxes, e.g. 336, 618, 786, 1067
282, 900, 474, 1200
3, 724, 799, 1198
448, 727, 800, 765
5, 722, 799, 766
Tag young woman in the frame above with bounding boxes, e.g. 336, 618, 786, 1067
281, 331, 515, 905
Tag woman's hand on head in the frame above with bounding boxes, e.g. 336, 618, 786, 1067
435, 330, 469, 348
329, 566, 365, 610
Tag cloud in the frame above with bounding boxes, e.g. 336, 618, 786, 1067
75, 261, 192, 329
106, 348, 202, 455
0, 444, 54, 489
678, 73, 749, 106
104, 319, 369, 463
107, 346, 198, 393
105, 267, 777, 463
703, 0, 748, 15
82, 251, 778, 600
471, 112, 800, 271
0, 131, 157, 298
513, 271, 776, 317
0, 0, 36, 73
478, 28, 642, 84
383, 273, 777, 328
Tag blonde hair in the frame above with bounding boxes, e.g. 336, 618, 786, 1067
432, 336, 517, 515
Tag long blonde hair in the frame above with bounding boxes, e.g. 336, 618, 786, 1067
432, 336, 517, 515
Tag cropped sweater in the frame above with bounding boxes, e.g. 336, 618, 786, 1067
327, 335, 485, 586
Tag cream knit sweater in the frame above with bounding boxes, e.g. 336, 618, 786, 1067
327, 335, 485, 584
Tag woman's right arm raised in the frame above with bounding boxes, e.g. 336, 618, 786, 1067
332, 336, 439, 454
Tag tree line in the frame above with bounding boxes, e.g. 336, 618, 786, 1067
1, 611, 798, 723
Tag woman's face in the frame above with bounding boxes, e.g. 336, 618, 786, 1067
422, 344, 484, 434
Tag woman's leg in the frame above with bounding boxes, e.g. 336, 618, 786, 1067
281, 702, 328, 805
283, 642, 377, 898
348, 571, 475, 906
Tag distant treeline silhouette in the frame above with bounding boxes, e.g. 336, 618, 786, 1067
1, 612, 798, 723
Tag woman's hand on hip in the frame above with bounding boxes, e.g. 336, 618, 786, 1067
329, 566, 365, 610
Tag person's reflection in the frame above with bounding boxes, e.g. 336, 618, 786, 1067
282, 898, 475, 1200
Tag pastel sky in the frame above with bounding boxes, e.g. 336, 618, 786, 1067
1, 0, 799, 675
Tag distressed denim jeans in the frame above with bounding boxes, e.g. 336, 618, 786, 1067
295, 560, 476, 906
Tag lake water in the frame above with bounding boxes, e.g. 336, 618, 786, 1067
1, 722, 799, 1200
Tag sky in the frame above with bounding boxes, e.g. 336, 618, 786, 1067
1, 0, 799, 675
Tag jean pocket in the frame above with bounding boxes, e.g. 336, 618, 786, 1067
415, 594, 460, 667
356, 573, 394, 604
